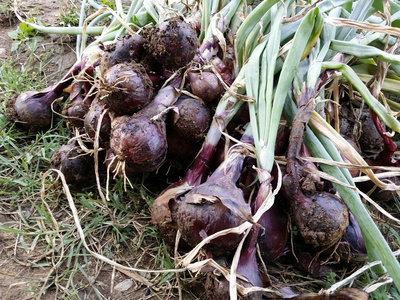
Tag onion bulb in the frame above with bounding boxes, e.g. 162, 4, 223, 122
51, 141, 94, 186
176, 151, 253, 254
109, 85, 179, 173
100, 62, 153, 115
144, 16, 198, 70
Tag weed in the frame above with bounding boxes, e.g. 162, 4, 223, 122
8, 18, 45, 52
59, 8, 80, 27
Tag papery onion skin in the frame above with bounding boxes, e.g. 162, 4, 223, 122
145, 16, 198, 70
100, 62, 153, 115
177, 194, 245, 253
62, 81, 89, 128
176, 153, 251, 254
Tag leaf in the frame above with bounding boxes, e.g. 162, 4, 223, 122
8, 28, 20, 40
0, 226, 29, 235
11, 41, 22, 52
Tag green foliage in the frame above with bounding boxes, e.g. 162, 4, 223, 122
7, 18, 45, 51
101, 0, 116, 10
59, 8, 80, 27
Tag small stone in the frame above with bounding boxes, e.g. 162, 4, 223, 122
114, 279, 134, 292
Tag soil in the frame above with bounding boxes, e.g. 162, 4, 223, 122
0, 1, 150, 299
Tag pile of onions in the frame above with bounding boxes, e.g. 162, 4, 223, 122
13, 3, 393, 298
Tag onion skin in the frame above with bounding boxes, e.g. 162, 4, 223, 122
14, 62, 83, 131
14, 89, 57, 131
257, 203, 288, 262
211, 56, 234, 86
150, 143, 215, 246
145, 17, 198, 70
100, 62, 153, 115
110, 114, 167, 173
177, 194, 245, 253
337, 212, 367, 264
166, 133, 202, 167
62, 81, 90, 128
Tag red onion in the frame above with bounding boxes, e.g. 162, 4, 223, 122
62, 81, 90, 128
100, 34, 145, 72
257, 203, 288, 263
144, 17, 198, 70
84, 98, 111, 146
337, 212, 367, 264
14, 61, 81, 131
188, 71, 223, 103
51, 141, 94, 186
167, 95, 211, 141
100, 62, 153, 115
284, 88, 348, 247
109, 85, 179, 173
166, 133, 202, 168
176, 151, 252, 254
14, 88, 58, 131
283, 173, 349, 247
294, 251, 339, 278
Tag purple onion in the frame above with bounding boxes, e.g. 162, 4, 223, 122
14, 62, 82, 131
337, 212, 367, 264
109, 85, 179, 173
62, 81, 89, 128
51, 141, 94, 186
188, 71, 223, 103
100, 62, 153, 115
283, 174, 349, 247
167, 95, 211, 141
176, 151, 252, 254
257, 203, 288, 262
84, 98, 111, 146
100, 34, 145, 72
144, 17, 198, 70
14, 89, 58, 131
